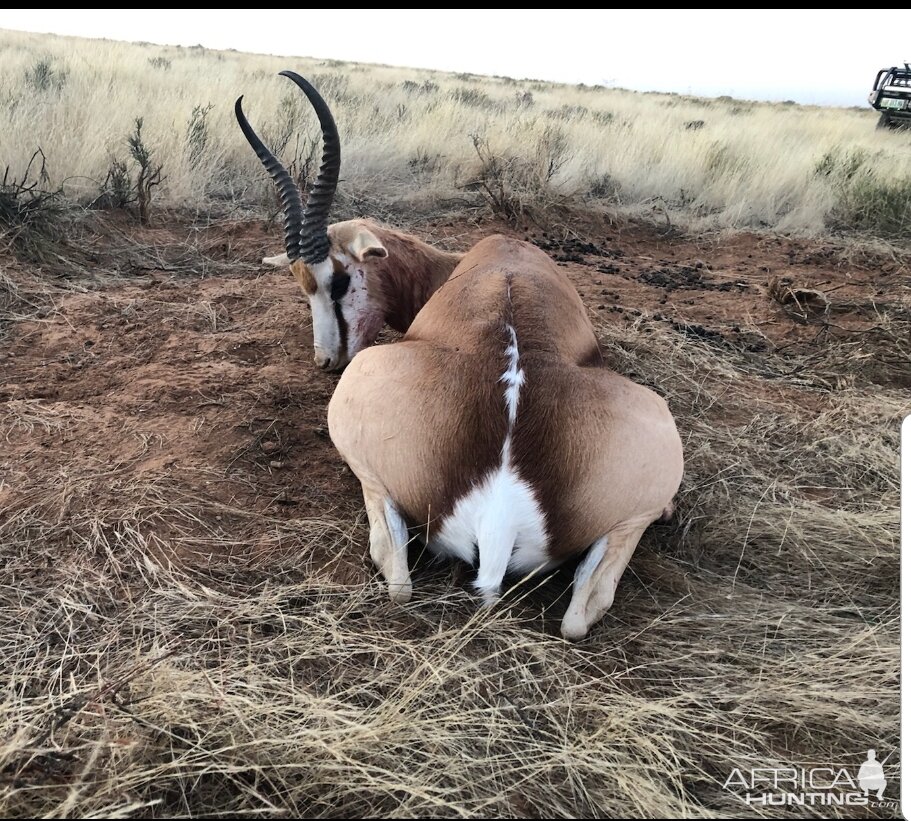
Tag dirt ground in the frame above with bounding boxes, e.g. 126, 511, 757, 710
0, 211, 906, 818
1, 213, 905, 572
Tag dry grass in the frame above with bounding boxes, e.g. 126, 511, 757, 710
2, 28, 911, 241
0, 25, 905, 820
0, 262, 902, 816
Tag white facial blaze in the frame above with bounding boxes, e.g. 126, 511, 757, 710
307, 258, 338, 365
308, 291, 338, 358
307, 254, 381, 368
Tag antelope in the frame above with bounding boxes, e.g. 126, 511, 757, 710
240, 73, 684, 639
329, 235, 684, 640
235, 71, 462, 371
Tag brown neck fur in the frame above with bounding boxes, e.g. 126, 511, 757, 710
366, 225, 462, 333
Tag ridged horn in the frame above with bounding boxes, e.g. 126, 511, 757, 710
235, 95, 304, 261
278, 71, 341, 265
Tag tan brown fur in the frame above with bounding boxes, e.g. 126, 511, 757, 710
329, 235, 684, 638
329, 220, 462, 332
289, 259, 317, 295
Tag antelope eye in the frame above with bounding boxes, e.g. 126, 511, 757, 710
330, 273, 351, 302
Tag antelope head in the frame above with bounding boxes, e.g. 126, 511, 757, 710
236, 72, 393, 371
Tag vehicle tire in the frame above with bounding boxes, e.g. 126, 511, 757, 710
876, 112, 893, 130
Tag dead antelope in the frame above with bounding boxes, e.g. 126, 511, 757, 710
235, 71, 461, 371
329, 236, 684, 640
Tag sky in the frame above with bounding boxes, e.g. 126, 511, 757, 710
3, 9, 908, 107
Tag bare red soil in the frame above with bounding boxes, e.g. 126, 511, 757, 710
1, 213, 906, 578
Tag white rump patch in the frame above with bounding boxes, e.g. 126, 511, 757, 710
434, 461, 551, 601
432, 320, 550, 603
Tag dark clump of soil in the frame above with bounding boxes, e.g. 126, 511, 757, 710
638, 263, 751, 293
529, 233, 622, 264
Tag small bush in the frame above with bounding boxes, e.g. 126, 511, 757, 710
92, 158, 133, 210
451, 87, 493, 109
185, 103, 214, 168
408, 149, 442, 176
263, 97, 322, 193
546, 104, 590, 121
515, 90, 534, 109
401, 80, 439, 95
148, 56, 171, 70
24, 58, 67, 92
834, 174, 911, 238
588, 172, 620, 200
266, 92, 303, 157
127, 118, 164, 226
465, 127, 569, 223
534, 124, 569, 184
0, 148, 64, 259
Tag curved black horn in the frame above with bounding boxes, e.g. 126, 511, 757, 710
235, 95, 304, 261
278, 71, 341, 265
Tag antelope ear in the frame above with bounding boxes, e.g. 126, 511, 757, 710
262, 252, 291, 267
345, 229, 388, 262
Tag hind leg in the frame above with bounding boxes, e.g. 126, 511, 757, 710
362, 484, 412, 603
561, 520, 650, 640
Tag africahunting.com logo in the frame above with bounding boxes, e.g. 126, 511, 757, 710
723, 749, 897, 810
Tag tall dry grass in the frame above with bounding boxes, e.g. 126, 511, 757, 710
1, 28, 910, 240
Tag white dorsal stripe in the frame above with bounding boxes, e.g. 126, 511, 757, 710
500, 324, 525, 428
431, 317, 550, 600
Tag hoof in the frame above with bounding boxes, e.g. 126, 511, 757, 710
560, 615, 589, 641
388, 581, 412, 604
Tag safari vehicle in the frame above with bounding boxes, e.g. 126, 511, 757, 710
869, 63, 911, 128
